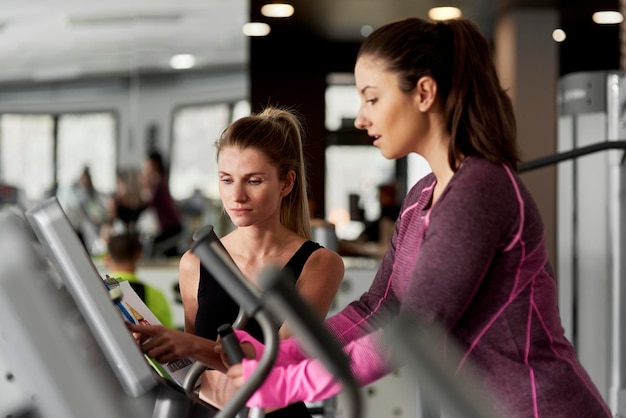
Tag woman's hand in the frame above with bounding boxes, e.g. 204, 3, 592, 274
214, 340, 256, 369
127, 322, 199, 364
127, 322, 227, 370
225, 363, 245, 389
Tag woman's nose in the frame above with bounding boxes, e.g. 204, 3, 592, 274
232, 184, 247, 202
354, 113, 368, 130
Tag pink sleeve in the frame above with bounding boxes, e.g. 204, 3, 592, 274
243, 357, 342, 407
233, 329, 307, 364
240, 328, 392, 407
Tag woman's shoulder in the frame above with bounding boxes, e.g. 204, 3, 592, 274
308, 242, 341, 259
180, 249, 199, 264
459, 157, 513, 178
179, 250, 200, 277
304, 241, 344, 272
445, 157, 516, 193
446, 158, 523, 210
296, 248, 344, 290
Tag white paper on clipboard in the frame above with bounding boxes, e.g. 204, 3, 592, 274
116, 279, 195, 388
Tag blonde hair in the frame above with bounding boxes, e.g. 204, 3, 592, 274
215, 107, 311, 239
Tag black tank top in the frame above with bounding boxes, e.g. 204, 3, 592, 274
195, 240, 323, 418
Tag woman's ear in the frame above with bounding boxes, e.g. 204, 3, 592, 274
281, 170, 296, 197
415, 76, 438, 112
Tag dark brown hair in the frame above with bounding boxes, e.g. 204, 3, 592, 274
215, 107, 311, 239
107, 232, 142, 263
357, 17, 519, 171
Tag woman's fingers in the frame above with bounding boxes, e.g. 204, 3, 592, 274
226, 364, 244, 388
126, 322, 160, 335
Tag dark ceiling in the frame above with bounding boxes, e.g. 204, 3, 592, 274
1, 1, 619, 86
251, 0, 622, 77
557, 0, 621, 75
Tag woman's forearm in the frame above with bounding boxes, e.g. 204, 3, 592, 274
189, 336, 227, 372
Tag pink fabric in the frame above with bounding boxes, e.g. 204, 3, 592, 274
243, 356, 341, 407
238, 328, 390, 407
236, 329, 341, 406
234, 329, 307, 364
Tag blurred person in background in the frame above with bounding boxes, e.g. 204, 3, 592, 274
140, 151, 184, 258
103, 168, 147, 238
57, 165, 109, 255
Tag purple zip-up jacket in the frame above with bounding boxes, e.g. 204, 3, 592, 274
237, 157, 611, 417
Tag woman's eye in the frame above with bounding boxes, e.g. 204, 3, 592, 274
220, 178, 233, 184
249, 179, 262, 185
366, 98, 377, 104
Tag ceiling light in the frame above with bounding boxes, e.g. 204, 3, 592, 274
170, 54, 195, 70
243, 22, 271, 37
552, 29, 566, 43
261, 4, 294, 18
360, 25, 374, 37
592, 11, 623, 24
428, 7, 462, 21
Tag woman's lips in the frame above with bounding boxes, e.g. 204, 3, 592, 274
230, 208, 252, 215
